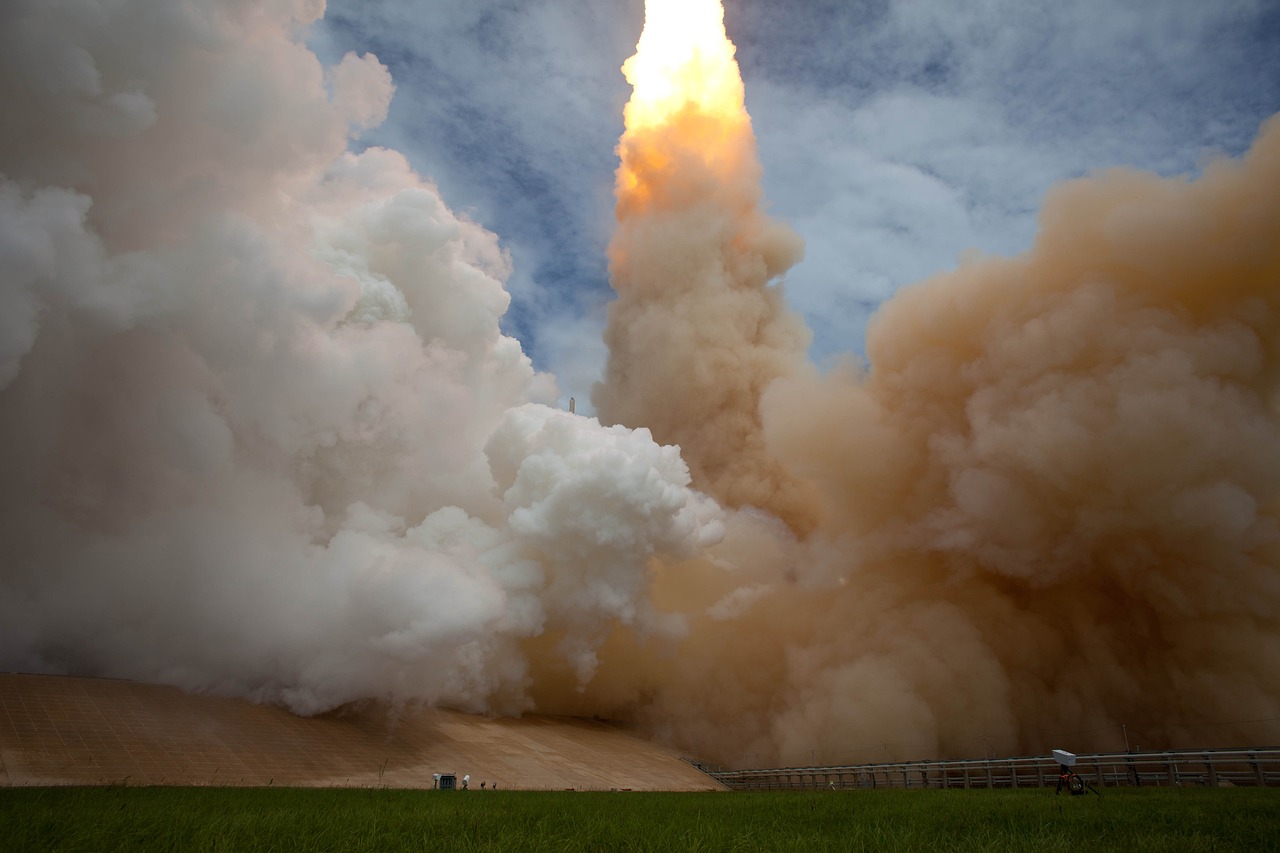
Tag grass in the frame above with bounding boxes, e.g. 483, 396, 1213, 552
1, 786, 1276, 852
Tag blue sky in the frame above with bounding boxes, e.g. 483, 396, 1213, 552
312, 0, 1280, 405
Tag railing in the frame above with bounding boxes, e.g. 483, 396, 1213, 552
704, 747, 1280, 791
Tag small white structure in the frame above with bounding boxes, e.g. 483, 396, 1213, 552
1052, 749, 1076, 767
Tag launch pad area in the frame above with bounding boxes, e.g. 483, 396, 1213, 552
0, 673, 722, 791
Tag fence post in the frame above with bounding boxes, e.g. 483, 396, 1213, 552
1205, 753, 1216, 787
1095, 762, 1105, 789
1250, 751, 1264, 787
1010, 762, 1018, 789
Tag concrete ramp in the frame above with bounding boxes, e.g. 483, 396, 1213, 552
0, 674, 722, 791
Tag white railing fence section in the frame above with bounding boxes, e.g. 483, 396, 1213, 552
700, 747, 1280, 790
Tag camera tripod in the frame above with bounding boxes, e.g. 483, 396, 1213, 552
1055, 764, 1102, 796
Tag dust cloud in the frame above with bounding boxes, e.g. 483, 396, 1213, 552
2, 0, 1277, 767
581, 0, 1280, 764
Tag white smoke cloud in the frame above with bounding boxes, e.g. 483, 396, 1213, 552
0, 0, 721, 719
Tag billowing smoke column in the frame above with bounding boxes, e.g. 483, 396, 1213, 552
594, 0, 818, 533
752, 136, 1280, 761
579, 0, 1280, 763
3, 0, 1279, 769
0, 0, 722, 715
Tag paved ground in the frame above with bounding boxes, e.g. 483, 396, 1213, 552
0, 674, 723, 791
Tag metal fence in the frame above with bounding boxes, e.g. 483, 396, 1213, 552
705, 747, 1280, 791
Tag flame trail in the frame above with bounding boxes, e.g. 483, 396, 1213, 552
594, 0, 819, 533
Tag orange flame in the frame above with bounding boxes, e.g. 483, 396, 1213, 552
616, 0, 752, 212
621, 0, 746, 131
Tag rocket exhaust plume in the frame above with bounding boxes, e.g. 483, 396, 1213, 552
593, 0, 819, 533
3, 0, 1280, 771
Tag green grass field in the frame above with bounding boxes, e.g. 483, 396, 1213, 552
2, 786, 1276, 852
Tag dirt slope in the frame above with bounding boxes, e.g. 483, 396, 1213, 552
0, 674, 722, 791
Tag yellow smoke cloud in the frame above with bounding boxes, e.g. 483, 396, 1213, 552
596, 0, 819, 533
580, 0, 1280, 766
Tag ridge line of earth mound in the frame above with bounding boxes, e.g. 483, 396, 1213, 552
0, 673, 723, 791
